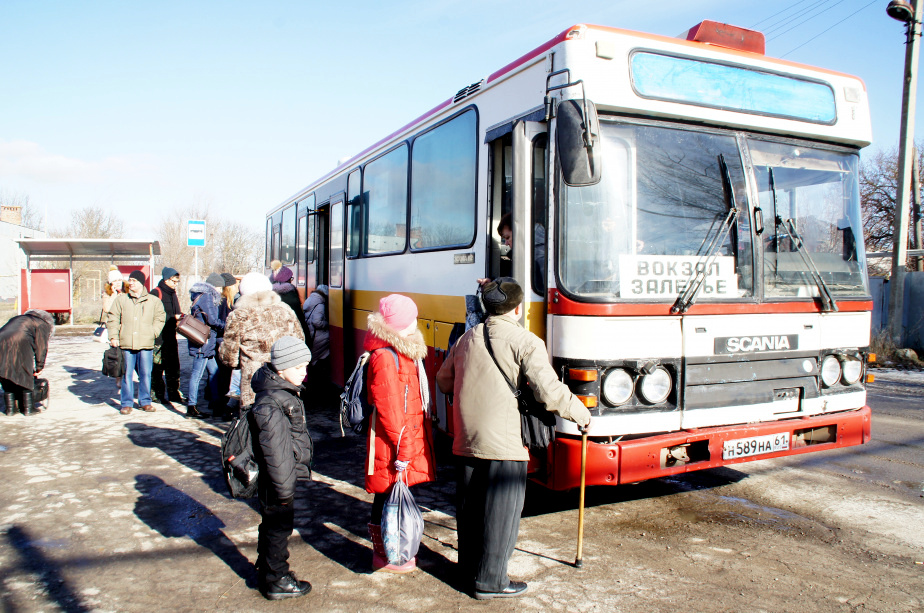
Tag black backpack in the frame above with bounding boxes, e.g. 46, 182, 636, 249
339, 347, 398, 436
220, 408, 259, 498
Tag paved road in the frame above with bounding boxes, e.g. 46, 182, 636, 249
0, 334, 921, 612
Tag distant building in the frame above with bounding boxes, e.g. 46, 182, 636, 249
1, 207, 46, 302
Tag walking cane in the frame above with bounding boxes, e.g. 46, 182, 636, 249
574, 424, 588, 568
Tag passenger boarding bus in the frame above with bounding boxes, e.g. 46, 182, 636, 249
265, 21, 872, 490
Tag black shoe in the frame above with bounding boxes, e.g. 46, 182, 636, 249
261, 572, 312, 600
474, 581, 529, 600
154, 394, 171, 406
186, 405, 204, 419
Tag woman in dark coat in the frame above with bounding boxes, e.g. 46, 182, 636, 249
186, 274, 225, 418
151, 267, 183, 405
269, 261, 306, 332
0, 309, 54, 416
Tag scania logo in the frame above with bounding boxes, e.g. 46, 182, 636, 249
714, 334, 799, 354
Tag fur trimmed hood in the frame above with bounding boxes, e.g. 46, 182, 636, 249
190, 281, 222, 307
364, 311, 427, 360
233, 289, 282, 311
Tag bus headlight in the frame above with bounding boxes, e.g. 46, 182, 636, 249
841, 357, 862, 385
820, 355, 841, 387
639, 367, 671, 404
602, 369, 634, 406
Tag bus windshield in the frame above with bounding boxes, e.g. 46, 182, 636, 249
750, 139, 868, 298
559, 121, 753, 301
558, 121, 867, 302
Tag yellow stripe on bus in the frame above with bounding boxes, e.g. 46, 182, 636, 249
328, 288, 546, 343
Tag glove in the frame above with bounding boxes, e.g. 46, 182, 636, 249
572, 402, 592, 429
394, 460, 409, 472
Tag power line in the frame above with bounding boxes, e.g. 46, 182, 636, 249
780, 0, 880, 58
761, 0, 838, 34
750, 0, 816, 29
766, 0, 844, 38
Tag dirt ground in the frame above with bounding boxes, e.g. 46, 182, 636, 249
0, 331, 921, 612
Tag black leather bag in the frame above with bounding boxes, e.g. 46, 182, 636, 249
482, 325, 556, 451
102, 346, 125, 378
33, 378, 49, 403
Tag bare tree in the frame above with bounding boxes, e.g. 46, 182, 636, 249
213, 220, 263, 274
155, 201, 263, 309
859, 144, 924, 276
51, 205, 124, 239
0, 189, 44, 230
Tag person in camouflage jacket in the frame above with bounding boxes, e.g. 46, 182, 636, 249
218, 272, 304, 407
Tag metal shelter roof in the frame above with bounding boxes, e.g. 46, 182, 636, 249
16, 239, 161, 261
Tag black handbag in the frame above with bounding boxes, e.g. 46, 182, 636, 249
482, 325, 556, 451
102, 346, 125, 378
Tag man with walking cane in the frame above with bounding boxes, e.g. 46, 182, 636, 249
436, 277, 591, 600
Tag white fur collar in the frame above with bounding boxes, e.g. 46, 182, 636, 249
367, 312, 428, 360
234, 290, 282, 310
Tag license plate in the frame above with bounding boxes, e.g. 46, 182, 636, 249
723, 432, 790, 460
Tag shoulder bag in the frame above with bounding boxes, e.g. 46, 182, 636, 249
92, 308, 108, 343
176, 294, 210, 346
482, 324, 557, 451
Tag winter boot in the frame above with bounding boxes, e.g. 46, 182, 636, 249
20, 391, 37, 416
367, 523, 417, 573
3, 392, 17, 416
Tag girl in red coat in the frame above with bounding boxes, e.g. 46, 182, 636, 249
364, 294, 435, 573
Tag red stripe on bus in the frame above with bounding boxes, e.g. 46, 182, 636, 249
547, 290, 872, 316
487, 26, 578, 83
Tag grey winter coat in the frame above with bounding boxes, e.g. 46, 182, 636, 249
301, 286, 329, 363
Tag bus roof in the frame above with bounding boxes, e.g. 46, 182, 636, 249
269, 22, 866, 216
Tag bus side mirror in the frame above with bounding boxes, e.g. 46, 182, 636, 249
557, 99, 602, 186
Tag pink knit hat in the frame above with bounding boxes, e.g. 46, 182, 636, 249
378, 294, 417, 332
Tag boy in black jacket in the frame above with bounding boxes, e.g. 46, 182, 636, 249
251, 336, 314, 600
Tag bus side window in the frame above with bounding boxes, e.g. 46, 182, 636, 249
347, 170, 361, 258
532, 134, 548, 293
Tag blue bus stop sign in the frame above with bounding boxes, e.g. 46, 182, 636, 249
187, 220, 206, 247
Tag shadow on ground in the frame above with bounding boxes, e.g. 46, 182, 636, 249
133, 474, 256, 587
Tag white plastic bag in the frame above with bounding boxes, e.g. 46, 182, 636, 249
380, 474, 424, 566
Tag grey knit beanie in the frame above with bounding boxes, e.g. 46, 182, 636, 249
270, 336, 312, 371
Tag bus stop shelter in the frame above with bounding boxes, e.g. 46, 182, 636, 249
15, 239, 161, 323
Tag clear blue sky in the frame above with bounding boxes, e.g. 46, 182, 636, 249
0, 0, 917, 238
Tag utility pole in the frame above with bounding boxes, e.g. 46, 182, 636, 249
887, 0, 923, 345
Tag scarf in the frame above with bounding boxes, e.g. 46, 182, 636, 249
157, 279, 181, 317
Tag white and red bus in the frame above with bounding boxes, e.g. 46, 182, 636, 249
265, 20, 872, 490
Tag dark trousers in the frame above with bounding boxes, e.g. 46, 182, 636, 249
303, 357, 335, 409
370, 492, 388, 525
210, 361, 233, 414
151, 340, 181, 399
256, 499, 295, 583
455, 456, 527, 593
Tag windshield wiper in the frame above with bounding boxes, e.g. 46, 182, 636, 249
672, 154, 739, 314
779, 218, 839, 312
